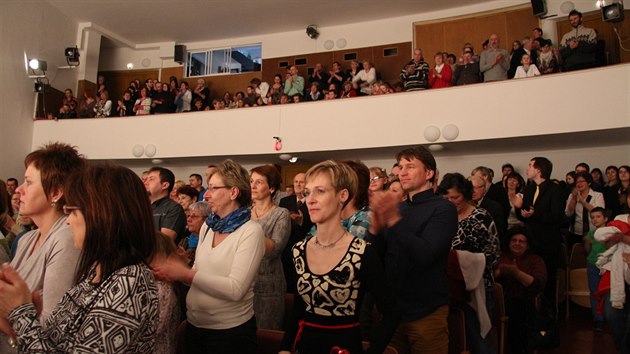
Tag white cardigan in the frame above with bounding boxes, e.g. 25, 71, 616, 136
187, 220, 264, 329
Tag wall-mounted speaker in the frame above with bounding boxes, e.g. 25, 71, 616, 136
174, 44, 186, 64
531, 0, 547, 17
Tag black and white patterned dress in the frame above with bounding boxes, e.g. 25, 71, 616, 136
282, 237, 399, 354
9, 263, 159, 353
452, 207, 501, 288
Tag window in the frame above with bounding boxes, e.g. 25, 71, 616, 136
343, 53, 357, 61
186, 44, 262, 77
383, 48, 398, 57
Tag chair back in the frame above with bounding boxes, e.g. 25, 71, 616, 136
257, 329, 285, 354
569, 243, 587, 269
448, 306, 468, 354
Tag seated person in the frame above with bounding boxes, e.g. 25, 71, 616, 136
191, 98, 208, 112
495, 227, 547, 354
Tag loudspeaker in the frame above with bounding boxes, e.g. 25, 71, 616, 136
602, 3, 624, 23
531, 0, 547, 17
174, 45, 186, 64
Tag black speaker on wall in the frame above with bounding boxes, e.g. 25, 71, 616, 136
531, 0, 547, 17
174, 44, 186, 64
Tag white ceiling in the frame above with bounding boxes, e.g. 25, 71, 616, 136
46, 0, 495, 46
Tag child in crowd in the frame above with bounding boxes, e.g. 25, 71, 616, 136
583, 207, 608, 331
514, 53, 541, 78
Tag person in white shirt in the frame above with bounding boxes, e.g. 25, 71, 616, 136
514, 54, 541, 79
565, 171, 605, 249
352, 60, 377, 94
153, 159, 265, 354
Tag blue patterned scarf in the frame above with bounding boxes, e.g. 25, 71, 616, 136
205, 206, 251, 233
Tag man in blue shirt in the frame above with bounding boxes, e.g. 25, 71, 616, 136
369, 146, 457, 354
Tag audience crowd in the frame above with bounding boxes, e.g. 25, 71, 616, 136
52, 10, 605, 119
2, 138, 630, 354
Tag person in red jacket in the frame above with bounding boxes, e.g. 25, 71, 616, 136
429, 52, 453, 89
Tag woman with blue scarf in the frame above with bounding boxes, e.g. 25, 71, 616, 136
153, 159, 265, 353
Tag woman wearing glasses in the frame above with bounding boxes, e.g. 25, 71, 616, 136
280, 160, 399, 354
0, 163, 159, 352
0, 142, 85, 353
153, 159, 265, 353
368, 167, 388, 193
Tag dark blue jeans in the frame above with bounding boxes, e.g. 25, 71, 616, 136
587, 263, 604, 322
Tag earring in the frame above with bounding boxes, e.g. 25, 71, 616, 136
51, 199, 58, 208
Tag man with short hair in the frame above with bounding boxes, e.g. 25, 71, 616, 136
369, 146, 457, 354
280, 172, 313, 293
453, 47, 481, 85
144, 166, 187, 242
284, 65, 305, 97
6, 178, 18, 196
469, 175, 507, 240
193, 78, 210, 107
309, 63, 329, 92
189, 173, 205, 201
575, 162, 590, 173
480, 33, 510, 82
560, 10, 597, 71
400, 48, 430, 91
472, 166, 510, 223
519, 157, 565, 312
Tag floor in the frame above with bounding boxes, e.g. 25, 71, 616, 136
536, 303, 618, 354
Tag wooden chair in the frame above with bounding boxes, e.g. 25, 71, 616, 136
448, 305, 470, 354
491, 283, 508, 354
257, 329, 286, 354
566, 243, 591, 318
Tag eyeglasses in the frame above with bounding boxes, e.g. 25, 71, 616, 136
187, 213, 206, 220
207, 185, 231, 192
63, 205, 81, 215
370, 176, 384, 184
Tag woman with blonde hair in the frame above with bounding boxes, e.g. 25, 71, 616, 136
153, 159, 264, 353
280, 160, 399, 354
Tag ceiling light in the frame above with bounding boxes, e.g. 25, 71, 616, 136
289, 157, 298, 163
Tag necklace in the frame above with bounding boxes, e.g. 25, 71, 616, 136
253, 204, 274, 219
313, 231, 346, 250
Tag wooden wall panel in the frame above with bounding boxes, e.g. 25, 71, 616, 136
556, 10, 630, 65
208, 72, 258, 101
77, 80, 97, 99
415, 22, 445, 63
372, 43, 411, 84
99, 69, 159, 101
161, 66, 184, 84
414, 6, 538, 59
505, 9, 539, 46
36, 86, 64, 119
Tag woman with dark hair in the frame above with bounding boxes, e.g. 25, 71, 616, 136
618, 165, 630, 212
342, 161, 371, 240
506, 171, 526, 230
153, 159, 264, 353
249, 164, 290, 330
175, 81, 192, 113
0, 143, 85, 352
603, 165, 621, 217
280, 160, 399, 354
495, 226, 547, 354
177, 185, 200, 211
0, 163, 159, 352
590, 168, 604, 191
437, 172, 500, 354
77, 90, 96, 118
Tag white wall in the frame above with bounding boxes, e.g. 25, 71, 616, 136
119, 144, 630, 186
0, 1, 78, 181
31, 64, 630, 161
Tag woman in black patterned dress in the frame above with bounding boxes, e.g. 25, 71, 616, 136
280, 160, 399, 354
0, 164, 159, 353
438, 172, 500, 354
